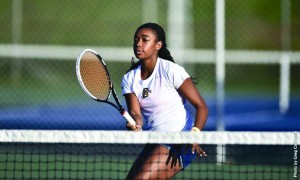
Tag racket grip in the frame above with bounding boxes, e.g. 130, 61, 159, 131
122, 110, 136, 126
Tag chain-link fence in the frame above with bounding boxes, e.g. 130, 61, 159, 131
0, 0, 299, 130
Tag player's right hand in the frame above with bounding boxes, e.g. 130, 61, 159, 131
126, 121, 142, 131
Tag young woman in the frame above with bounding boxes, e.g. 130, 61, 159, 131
122, 23, 208, 179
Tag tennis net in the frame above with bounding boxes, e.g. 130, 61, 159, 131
0, 130, 298, 179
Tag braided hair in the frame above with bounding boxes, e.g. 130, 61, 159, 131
126, 23, 174, 72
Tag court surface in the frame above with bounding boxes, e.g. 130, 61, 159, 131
1, 97, 299, 131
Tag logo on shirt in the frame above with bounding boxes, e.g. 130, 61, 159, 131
142, 88, 152, 98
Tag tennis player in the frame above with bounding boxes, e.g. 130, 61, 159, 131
122, 23, 208, 179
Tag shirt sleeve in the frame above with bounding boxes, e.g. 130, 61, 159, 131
121, 72, 133, 95
167, 64, 190, 89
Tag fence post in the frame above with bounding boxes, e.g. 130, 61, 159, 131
280, 0, 291, 114
142, 0, 158, 23
11, 0, 23, 85
216, 0, 225, 164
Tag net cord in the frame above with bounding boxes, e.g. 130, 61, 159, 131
0, 130, 298, 145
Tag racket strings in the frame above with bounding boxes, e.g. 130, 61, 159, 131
80, 52, 111, 100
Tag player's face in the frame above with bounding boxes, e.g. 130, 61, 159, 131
133, 28, 161, 60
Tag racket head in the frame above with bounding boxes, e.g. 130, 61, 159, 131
76, 49, 112, 101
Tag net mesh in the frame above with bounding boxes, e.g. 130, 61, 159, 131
78, 51, 111, 100
0, 130, 298, 180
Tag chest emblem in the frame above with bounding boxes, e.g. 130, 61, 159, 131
142, 88, 152, 98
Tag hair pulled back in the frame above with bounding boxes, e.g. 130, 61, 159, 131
127, 23, 174, 72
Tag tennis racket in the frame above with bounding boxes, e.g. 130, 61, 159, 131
76, 49, 136, 126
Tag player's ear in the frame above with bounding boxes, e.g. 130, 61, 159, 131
156, 41, 162, 51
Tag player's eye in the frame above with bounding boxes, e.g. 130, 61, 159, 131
140, 36, 151, 43
142, 37, 150, 42
134, 37, 139, 43
134, 36, 150, 44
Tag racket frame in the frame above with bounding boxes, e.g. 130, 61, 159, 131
76, 49, 136, 126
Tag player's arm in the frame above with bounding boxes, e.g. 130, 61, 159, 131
178, 78, 208, 156
124, 93, 143, 131
178, 78, 208, 130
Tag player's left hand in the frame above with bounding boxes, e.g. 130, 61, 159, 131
189, 144, 207, 157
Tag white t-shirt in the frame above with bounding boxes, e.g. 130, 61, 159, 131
122, 58, 193, 132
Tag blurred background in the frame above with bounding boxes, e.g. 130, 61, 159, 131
0, 0, 299, 131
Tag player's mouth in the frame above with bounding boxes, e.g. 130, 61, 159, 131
135, 49, 143, 55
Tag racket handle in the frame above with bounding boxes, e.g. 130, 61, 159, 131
122, 110, 136, 126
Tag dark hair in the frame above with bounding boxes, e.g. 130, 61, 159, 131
126, 23, 174, 72
126, 23, 198, 84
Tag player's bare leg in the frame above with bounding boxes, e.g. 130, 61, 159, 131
126, 144, 181, 180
